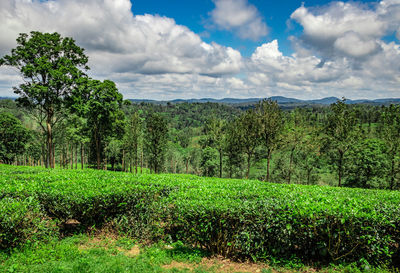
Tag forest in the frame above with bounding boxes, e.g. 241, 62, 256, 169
1, 93, 400, 190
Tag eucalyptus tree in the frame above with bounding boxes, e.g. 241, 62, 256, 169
237, 109, 261, 179
379, 104, 400, 189
145, 113, 168, 174
323, 99, 359, 187
256, 99, 283, 181
203, 117, 226, 178
0, 31, 89, 168
124, 112, 142, 173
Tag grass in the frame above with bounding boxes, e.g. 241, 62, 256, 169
0, 235, 211, 273
0, 235, 395, 273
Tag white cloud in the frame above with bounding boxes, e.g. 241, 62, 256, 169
210, 0, 268, 41
0, 0, 399, 100
0, 0, 243, 98
290, 1, 399, 59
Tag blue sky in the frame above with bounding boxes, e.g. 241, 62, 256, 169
0, 0, 399, 100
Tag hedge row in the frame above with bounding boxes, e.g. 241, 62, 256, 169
0, 165, 399, 266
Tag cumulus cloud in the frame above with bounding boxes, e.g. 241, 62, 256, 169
0, 0, 243, 98
210, 0, 268, 41
290, 1, 399, 60
0, 0, 399, 100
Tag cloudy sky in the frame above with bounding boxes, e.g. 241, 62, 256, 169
0, 0, 399, 100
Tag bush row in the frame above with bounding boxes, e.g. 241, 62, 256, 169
0, 164, 399, 267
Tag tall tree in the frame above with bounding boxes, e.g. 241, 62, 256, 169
225, 121, 244, 178
379, 104, 400, 189
86, 79, 125, 169
323, 99, 359, 187
145, 113, 168, 174
0, 32, 89, 168
124, 112, 142, 173
203, 117, 226, 178
256, 99, 283, 181
237, 109, 261, 179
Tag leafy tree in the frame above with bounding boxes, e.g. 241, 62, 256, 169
236, 109, 261, 179
379, 104, 400, 189
145, 113, 168, 173
345, 138, 389, 189
85, 79, 125, 169
256, 99, 283, 181
200, 146, 219, 177
105, 138, 123, 171
124, 112, 142, 173
225, 121, 244, 178
0, 112, 30, 164
323, 99, 359, 186
203, 117, 226, 178
0, 31, 89, 168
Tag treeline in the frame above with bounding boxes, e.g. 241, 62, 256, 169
0, 31, 399, 190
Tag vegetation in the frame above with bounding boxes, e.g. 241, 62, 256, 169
0, 165, 399, 269
1, 31, 400, 271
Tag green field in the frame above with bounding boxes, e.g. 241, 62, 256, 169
0, 164, 399, 271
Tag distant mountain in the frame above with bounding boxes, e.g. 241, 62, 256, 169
308, 97, 340, 105
128, 96, 400, 106
2, 95, 399, 106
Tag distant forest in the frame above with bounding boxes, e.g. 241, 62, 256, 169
1, 96, 399, 190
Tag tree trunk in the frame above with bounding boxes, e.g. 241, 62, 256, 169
141, 150, 143, 174
288, 147, 295, 184
266, 149, 272, 182
219, 149, 223, 178
391, 154, 395, 190
70, 143, 74, 169
46, 115, 54, 168
122, 149, 125, 172
95, 132, 101, 170
338, 149, 344, 187
246, 153, 251, 179
81, 143, 84, 169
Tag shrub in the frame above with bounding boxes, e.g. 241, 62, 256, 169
0, 197, 58, 249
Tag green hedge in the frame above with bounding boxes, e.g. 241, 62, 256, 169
0, 164, 399, 267
0, 197, 58, 249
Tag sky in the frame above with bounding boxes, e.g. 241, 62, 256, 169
0, 0, 399, 100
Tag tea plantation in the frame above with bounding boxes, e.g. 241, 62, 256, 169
0, 164, 399, 269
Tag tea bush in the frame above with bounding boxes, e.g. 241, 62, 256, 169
0, 164, 399, 266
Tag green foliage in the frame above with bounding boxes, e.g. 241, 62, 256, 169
323, 99, 360, 186
0, 112, 30, 164
145, 113, 168, 173
85, 79, 125, 169
345, 138, 390, 189
0, 31, 89, 168
0, 197, 58, 249
1, 165, 399, 267
200, 147, 219, 177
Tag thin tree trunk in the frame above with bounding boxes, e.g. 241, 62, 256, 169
141, 150, 143, 174
81, 143, 84, 169
219, 149, 223, 178
70, 143, 74, 169
95, 132, 101, 170
46, 115, 54, 168
266, 149, 272, 182
122, 149, 125, 172
74, 145, 76, 169
246, 153, 251, 179
288, 147, 295, 184
338, 149, 343, 187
